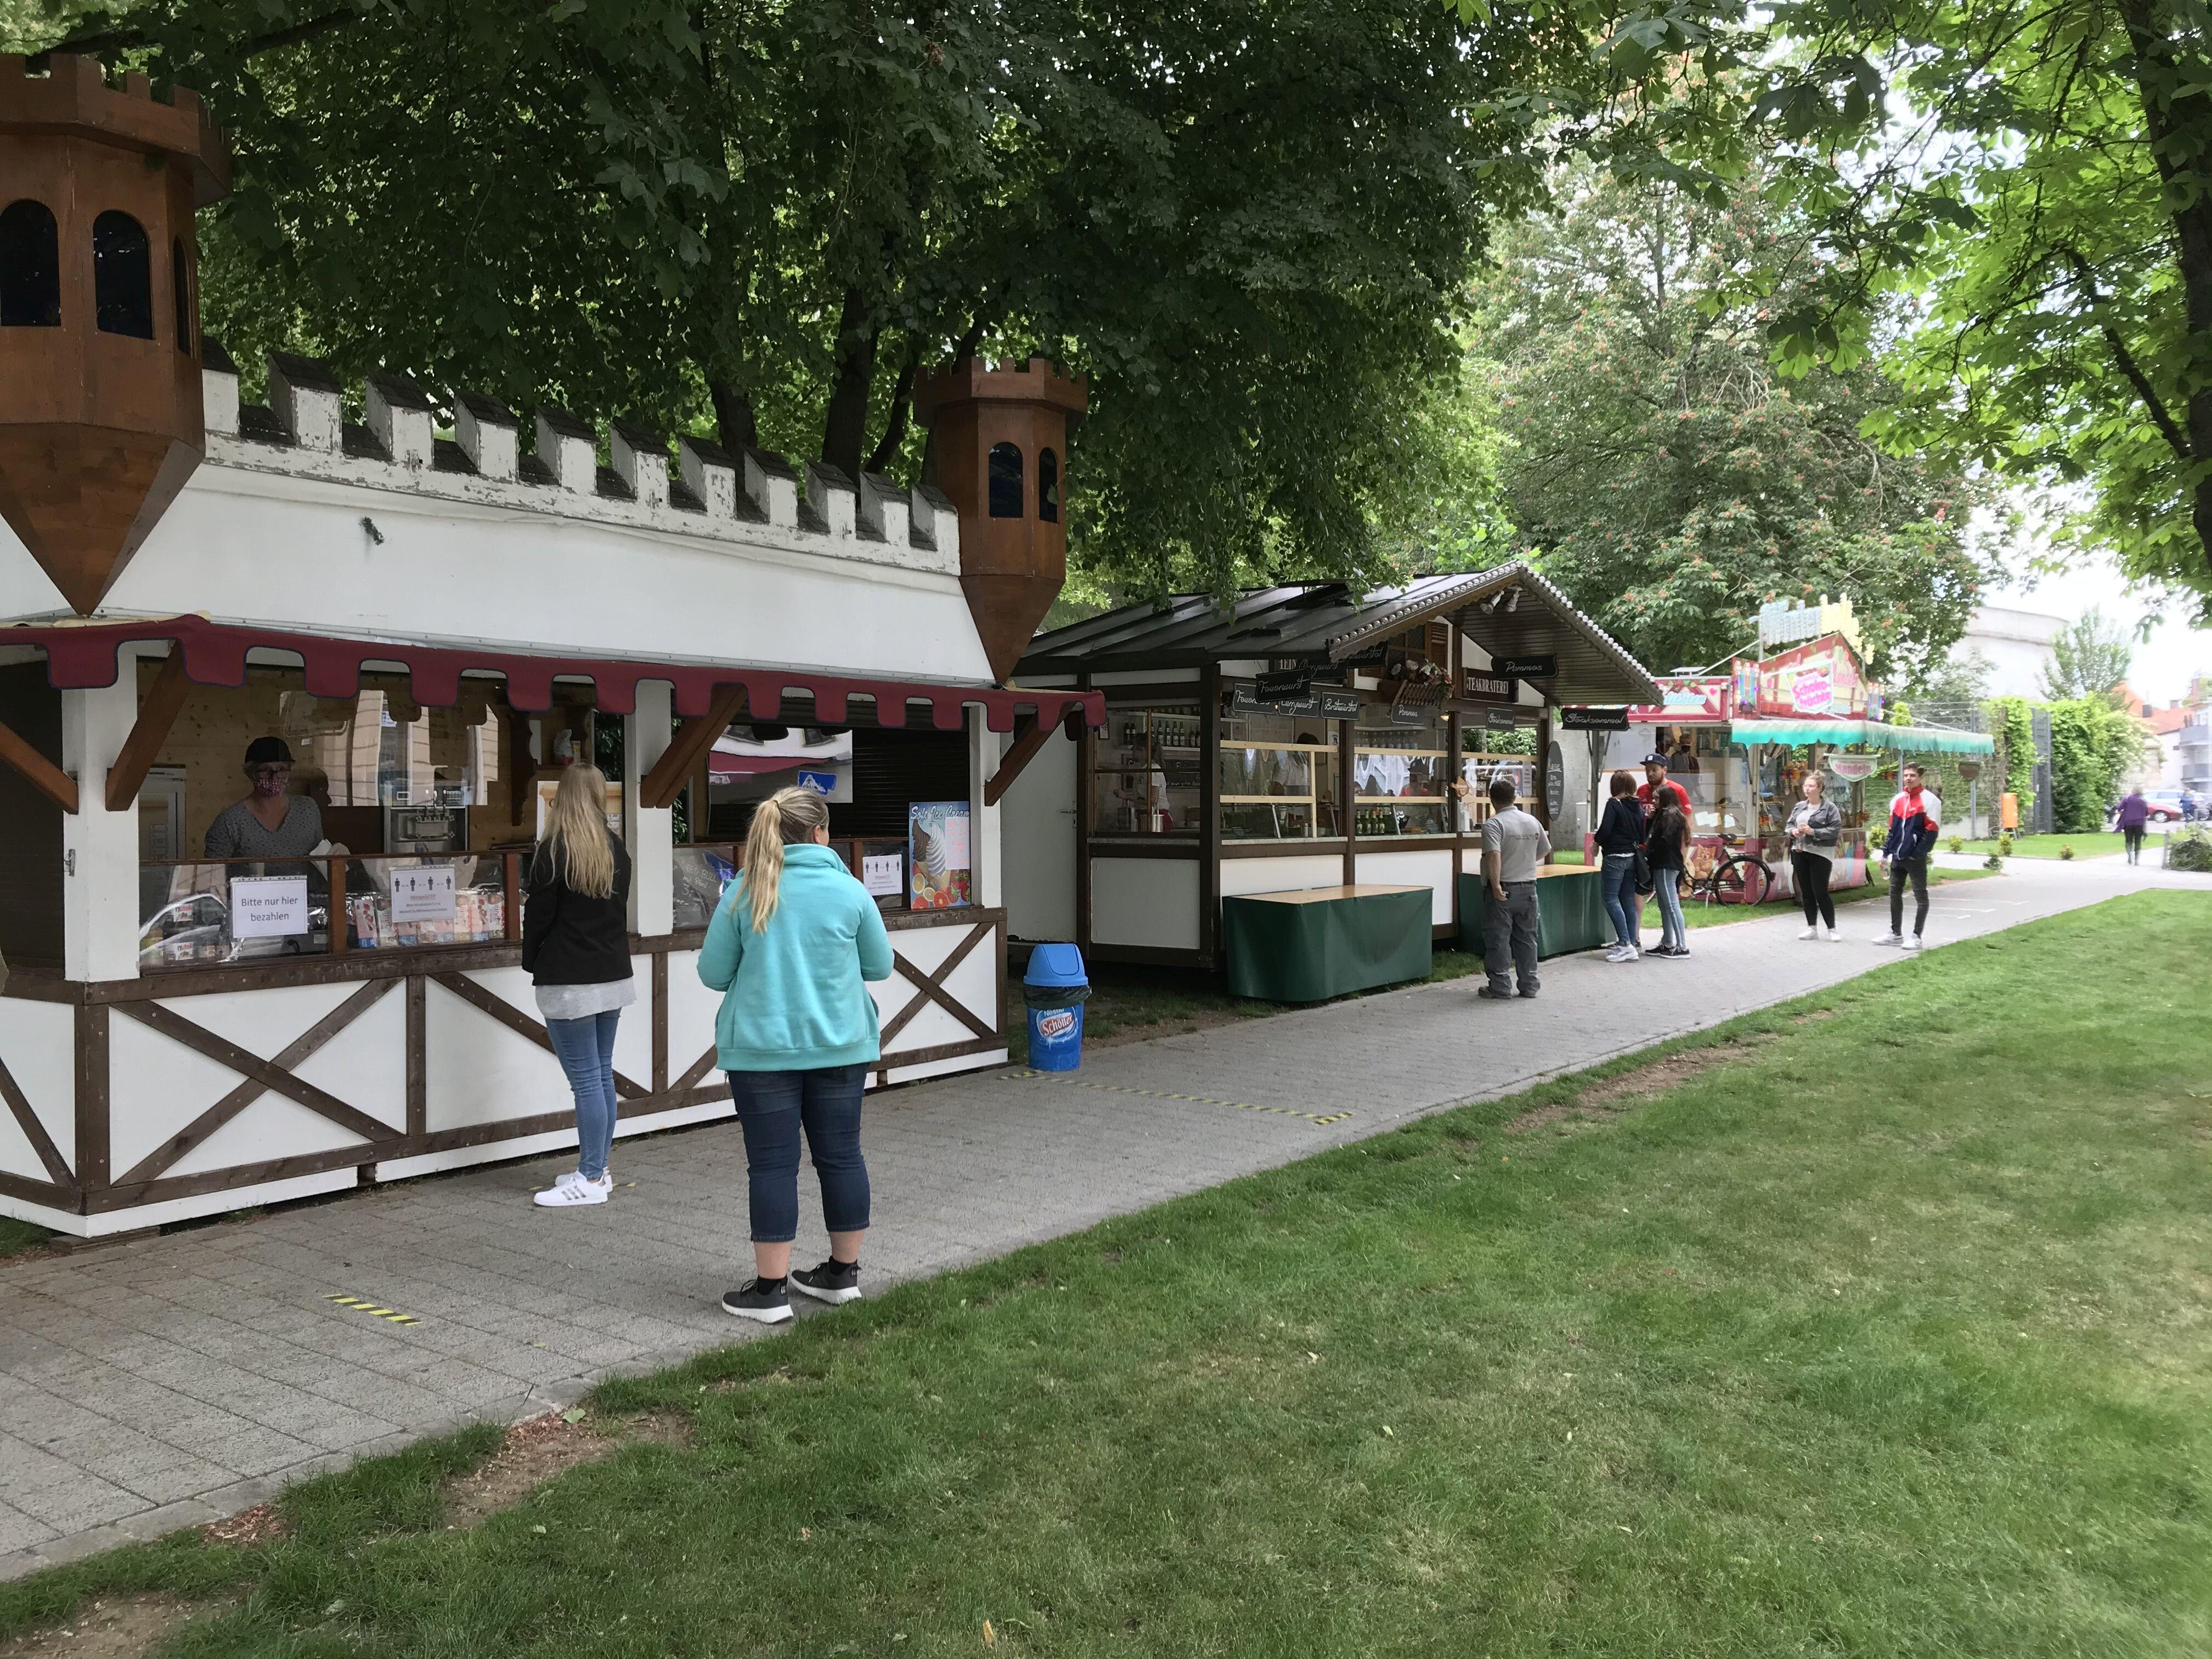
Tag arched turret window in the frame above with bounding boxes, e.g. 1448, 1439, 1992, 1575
172, 238, 193, 354
1038, 448, 1060, 523
93, 211, 153, 338
0, 200, 61, 327
988, 441, 1024, 518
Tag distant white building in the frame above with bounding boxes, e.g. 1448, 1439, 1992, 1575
1959, 606, 2066, 698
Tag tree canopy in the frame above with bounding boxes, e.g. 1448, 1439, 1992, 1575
9, 0, 1702, 601
1447, 174, 1985, 680
2038, 607, 2136, 702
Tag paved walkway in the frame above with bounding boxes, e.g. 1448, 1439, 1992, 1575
1, 856, 2201, 1578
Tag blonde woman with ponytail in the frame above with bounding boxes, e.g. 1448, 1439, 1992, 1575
523, 763, 634, 1208
698, 784, 891, 1323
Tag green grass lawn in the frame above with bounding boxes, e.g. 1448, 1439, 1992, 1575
9, 893, 2210, 1657
1959, 832, 2128, 859
0, 1216, 50, 1261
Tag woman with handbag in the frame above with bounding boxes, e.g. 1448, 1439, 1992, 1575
1644, 789, 1694, 959
699, 786, 894, 1324
1592, 769, 1646, 962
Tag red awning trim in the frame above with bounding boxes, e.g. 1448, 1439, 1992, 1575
7, 617, 1105, 733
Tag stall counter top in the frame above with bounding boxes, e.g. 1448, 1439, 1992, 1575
1233, 883, 1427, 905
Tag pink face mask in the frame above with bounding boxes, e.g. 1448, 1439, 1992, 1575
250, 765, 291, 799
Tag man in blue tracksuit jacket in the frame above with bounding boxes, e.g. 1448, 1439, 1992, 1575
1878, 762, 1941, 950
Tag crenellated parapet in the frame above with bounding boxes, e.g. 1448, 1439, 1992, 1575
197, 347, 960, 577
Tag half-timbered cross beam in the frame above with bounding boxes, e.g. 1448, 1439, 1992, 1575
105, 651, 194, 811
639, 682, 748, 810
0, 716, 77, 812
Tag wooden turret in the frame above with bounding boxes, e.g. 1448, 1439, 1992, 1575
0, 53, 229, 614
913, 357, 1086, 684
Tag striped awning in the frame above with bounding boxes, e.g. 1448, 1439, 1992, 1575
1731, 718, 1994, 754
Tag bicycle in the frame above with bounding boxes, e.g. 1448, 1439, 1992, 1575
1689, 849, 1774, 907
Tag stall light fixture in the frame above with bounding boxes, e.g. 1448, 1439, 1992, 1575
1480, 591, 1505, 614
1504, 589, 1521, 613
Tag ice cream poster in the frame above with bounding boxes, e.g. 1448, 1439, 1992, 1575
907, 801, 973, 910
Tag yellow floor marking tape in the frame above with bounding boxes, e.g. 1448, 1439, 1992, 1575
1005, 1069, 1351, 1126
325, 1294, 420, 1325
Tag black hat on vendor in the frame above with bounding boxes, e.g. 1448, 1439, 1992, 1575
244, 736, 295, 770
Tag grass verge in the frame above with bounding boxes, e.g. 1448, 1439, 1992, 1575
7, 894, 2210, 1656
1960, 832, 2127, 859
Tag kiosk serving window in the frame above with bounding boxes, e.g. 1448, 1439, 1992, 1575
1352, 711, 1451, 837
1218, 707, 1338, 841
1092, 703, 1201, 836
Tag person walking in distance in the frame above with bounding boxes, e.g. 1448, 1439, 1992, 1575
1784, 770, 1844, 941
1593, 769, 1646, 962
1644, 782, 1693, 958
2117, 785, 2151, 865
1454, 775, 1550, 1000
526, 764, 634, 1208
701, 786, 893, 1324
1876, 762, 1941, 950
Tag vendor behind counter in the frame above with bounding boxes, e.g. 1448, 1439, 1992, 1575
204, 737, 325, 858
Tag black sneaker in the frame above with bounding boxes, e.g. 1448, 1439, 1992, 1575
720, 1279, 792, 1324
1476, 985, 1515, 1001
790, 1259, 862, 1306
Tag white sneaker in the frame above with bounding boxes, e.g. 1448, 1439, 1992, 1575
1604, 944, 1636, 962
1872, 932, 1904, 947
1902, 934, 1924, 952
533, 1170, 611, 1207
1824, 927, 1842, 942
1798, 925, 1819, 940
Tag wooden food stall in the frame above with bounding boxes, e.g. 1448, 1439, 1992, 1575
0, 58, 1102, 1238
1003, 566, 1660, 996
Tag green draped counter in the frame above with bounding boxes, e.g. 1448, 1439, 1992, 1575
1458, 865, 1611, 964
1222, 884, 1434, 1002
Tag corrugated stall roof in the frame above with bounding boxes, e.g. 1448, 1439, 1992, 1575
1019, 563, 1660, 707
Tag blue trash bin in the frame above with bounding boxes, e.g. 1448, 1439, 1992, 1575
1022, 943, 1090, 1071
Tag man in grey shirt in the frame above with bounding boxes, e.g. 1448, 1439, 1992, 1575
1458, 775, 1550, 1000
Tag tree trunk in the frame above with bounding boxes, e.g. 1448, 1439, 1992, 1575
819, 286, 877, 478
864, 343, 921, 476
2117, 0, 2212, 579
708, 381, 757, 454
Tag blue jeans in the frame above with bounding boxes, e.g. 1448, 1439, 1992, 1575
728, 1065, 871, 1244
545, 1010, 621, 1181
1651, 868, 1686, 950
1600, 854, 1640, 948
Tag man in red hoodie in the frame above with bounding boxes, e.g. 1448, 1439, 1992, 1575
1876, 763, 1942, 951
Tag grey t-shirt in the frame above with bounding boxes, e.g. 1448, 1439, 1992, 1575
1481, 806, 1551, 884
204, 795, 324, 859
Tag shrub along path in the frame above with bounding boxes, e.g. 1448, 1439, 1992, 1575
0, 859, 2198, 1590
3, 891, 2208, 1655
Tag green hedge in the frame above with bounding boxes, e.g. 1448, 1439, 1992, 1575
2046, 698, 2143, 833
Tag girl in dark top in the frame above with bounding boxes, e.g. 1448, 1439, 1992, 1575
1783, 771, 1844, 939
1644, 789, 1692, 958
1593, 769, 1646, 962
523, 763, 635, 1209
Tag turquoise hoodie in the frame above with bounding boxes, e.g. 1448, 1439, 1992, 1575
698, 844, 894, 1071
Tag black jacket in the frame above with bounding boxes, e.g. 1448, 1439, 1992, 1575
1593, 796, 1645, 856
521, 832, 634, 985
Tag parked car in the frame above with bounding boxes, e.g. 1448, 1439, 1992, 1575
2143, 791, 2187, 822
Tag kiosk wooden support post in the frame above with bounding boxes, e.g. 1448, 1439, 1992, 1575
0, 715, 77, 812
103, 652, 193, 812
